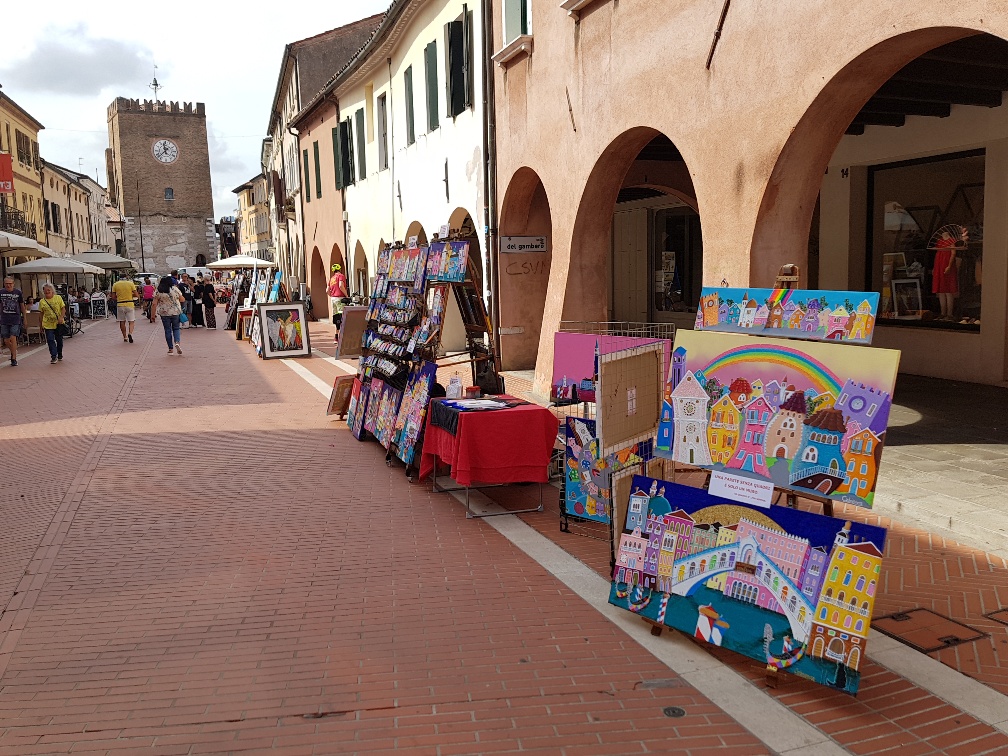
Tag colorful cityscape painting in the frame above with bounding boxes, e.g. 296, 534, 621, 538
609, 477, 888, 694
657, 330, 900, 508
695, 288, 880, 345
563, 416, 653, 524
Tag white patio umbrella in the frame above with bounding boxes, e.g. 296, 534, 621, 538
206, 254, 271, 270
6, 258, 104, 275
0, 231, 53, 258
67, 250, 134, 270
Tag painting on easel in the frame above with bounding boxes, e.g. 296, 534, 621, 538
609, 476, 887, 695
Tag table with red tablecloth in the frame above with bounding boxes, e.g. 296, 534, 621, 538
418, 397, 559, 491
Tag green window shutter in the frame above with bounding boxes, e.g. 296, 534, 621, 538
313, 141, 322, 199
425, 41, 439, 132
302, 149, 311, 203
333, 127, 345, 189
355, 109, 366, 178
404, 66, 416, 145
343, 119, 355, 185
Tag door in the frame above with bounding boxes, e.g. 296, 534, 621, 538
611, 208, 648, 322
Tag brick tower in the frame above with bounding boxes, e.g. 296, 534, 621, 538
106, 98, 216, 273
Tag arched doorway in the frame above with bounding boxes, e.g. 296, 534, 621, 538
329, 244, 345, 277
353, 242, 368, 295
498, 167, 553, 371
448, 207, 482, 286
195, 254, 206, 266
751, 29, 1008, 383
405, 221, 428, 246
309, 246, 327, 319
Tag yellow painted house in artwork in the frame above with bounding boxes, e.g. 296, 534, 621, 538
848, 300, 876, 341
707, 394, 741, 465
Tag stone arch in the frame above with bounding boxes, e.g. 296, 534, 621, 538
749, 27, 983, 286
498, 167, 553, 370
447, 206, 482, 285
405, 221, 427, 246
309, 246, 328, 319
329, 243, 345, 276
195, 253, 206, 266
353, 241, 368, 295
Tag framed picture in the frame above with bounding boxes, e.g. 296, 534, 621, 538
883, 252, 907, 273
327, 374, 356, 418
256, 302, 311, 359
891, 278, 923, 320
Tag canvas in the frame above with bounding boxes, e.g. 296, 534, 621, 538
267, 271, 283, 303
363, 377, 384, 435
551, 333, 671, 404
336, 307, 368, 358
609, 476, 887, 695
659, 330, 900, 508
327, 375, 356, 418
256, 302, 311, 359
349, 379, 370, 440
695, 288, 880, 345
393, 361, 438, 465
596, 343, 664, 457
564, 416, 655, 524
374, 386, 403, 450
249, 313, 262, 356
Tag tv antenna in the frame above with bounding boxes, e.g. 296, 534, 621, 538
149, 64, 162, 100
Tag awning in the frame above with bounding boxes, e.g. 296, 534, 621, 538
0, 231, 53, 258
206, 254, 272, 270
6, 257, 105, 275
67, 250, 135, 270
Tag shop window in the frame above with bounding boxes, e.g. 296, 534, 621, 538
377, 94, 388, 171
654, 207, 703, 314
503, 0, 530, 45
868, 150, 983, 330
404, 67, 416, 146
424, 41, 439, 132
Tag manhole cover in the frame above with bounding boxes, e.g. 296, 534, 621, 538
984, 609, 1008, 627
874, 608, 987, 653
662, 706, 686, 718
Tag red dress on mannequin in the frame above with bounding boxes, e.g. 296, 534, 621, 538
932, 237, 959, 295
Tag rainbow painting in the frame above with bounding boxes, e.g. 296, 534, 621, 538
695, 287, 880, 345
659, 330, 900, 509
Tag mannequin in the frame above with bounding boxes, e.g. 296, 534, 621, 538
931, 228, 965, 319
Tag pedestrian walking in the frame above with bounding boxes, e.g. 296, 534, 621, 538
153, 276, 185, 355
110, 275, 139, 343
142, 277, 156, 322
327, 264, 348, 327
177, 275, 193, 328
190, 276, 206, 328
1, 276, 28, 366
39, 283, 66, 364
203, 279, 217, 328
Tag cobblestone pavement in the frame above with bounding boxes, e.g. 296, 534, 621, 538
0, 319, 1006, 754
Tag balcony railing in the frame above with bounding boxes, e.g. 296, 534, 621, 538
0, 206, 38, 241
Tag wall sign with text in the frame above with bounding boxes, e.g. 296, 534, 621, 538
501, 235, 548, 253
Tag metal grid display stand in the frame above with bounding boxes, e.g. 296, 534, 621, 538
554, 322, 675, 569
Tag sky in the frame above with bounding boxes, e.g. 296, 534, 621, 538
0, 0, 390, 218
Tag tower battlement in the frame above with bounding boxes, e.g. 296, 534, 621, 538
108, 97, 205, 119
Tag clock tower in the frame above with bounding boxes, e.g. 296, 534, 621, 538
106, 97, 216, 273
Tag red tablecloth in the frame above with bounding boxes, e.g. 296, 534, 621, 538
418, 399, 559, 487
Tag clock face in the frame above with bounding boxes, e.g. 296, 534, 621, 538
683, 401, 696, 417
152, 139, 179, 164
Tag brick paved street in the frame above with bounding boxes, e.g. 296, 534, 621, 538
1, 319, 1008, 754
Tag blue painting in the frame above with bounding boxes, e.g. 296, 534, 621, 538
695, 288, 880, 345
609, 476, 887, 695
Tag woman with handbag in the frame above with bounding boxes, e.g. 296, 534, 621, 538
40, 283, 67, 364
190, 276, 206, 328
203, 280, 218, 328
153, 276, 186, 355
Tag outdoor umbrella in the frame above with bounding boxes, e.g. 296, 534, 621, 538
206, 254, 271, 270
0, 231, 53, 258
67, 250, 134, 270
6, 258, 105, 275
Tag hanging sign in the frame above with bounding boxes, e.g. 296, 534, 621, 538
0, 154, 14, 194
501, 235, 548, 253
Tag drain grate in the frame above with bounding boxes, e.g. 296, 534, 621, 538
874, 608, 987, 654
662, 706, 686, 718
984, 609, 1008, 627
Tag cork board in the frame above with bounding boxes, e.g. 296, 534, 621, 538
597, 344, 663, 458
336, 306, 368, 358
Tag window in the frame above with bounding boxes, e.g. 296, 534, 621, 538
165, 187, 174, 201
377, 94, 388, 171
404, 66, 416, 145
503, 0, 530, 45
15, 130, 31, 167
302, 149, 311, 203
843, 570, 852, 586
445, 9, 474, 118
333, 122, 353, 189
32, 141, 40, 172
313, 141, 322, 199
869, 150, 983, 330
355, 109, 367, 178
424, 41, 439, 132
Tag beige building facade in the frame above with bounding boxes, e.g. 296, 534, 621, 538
41, 162, 92, 256
492, 2, 1008, 388
233, 174, 272, 260
0, 91, 45, 247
